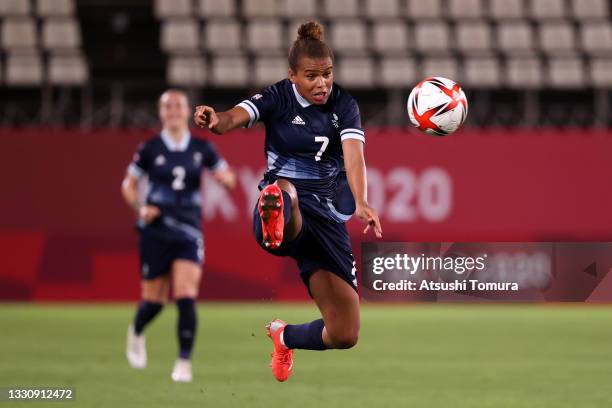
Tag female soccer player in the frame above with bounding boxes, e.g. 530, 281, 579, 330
121, 89, 235, 382
194, 21, 382, 382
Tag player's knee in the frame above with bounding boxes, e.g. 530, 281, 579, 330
329, 329, 359, 349
142, 294, 167, 304
173, 279, 199, 299
172, 262, 201, 298
276, 179, 298, 205
173, 285, 198, 299
141, 284, 168, 304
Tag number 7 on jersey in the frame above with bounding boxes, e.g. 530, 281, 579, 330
314, 136, 329, 162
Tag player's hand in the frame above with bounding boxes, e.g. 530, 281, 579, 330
355, 203, 382, 238
194, 105, 219, 129
139, 205, 161, 224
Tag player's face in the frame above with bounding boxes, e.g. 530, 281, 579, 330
159, 92, 190, 131
289, 57, 333, 105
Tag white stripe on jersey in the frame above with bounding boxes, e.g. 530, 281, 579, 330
340, 128, 365, 143
266, 150, 278, 171
340, 128, 364, 136
210, 158, 228, 172
162, 216, 203, 241
236, 100, 260, 128
325, 198, 353, 222
340, 133, 365, 143
128, 163, 145, 178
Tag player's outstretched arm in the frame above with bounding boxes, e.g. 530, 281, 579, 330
194, 105, 251, 135
342, 139, 383, 238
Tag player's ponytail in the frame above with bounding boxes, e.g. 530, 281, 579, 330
289, 21, 334, 72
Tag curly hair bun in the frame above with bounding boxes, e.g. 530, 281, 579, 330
297, 21, 324, 41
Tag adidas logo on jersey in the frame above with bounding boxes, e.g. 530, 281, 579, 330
291, 115, 305, 125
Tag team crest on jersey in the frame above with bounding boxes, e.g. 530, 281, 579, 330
155, 154, 166, 166
193, 152, 202, 165
292, 115, 306, 125
332, 113, 339, 129
252, 94, 263, 100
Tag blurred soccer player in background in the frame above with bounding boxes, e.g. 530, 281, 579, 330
121, 89, 236, 382
194, 21, 382, 382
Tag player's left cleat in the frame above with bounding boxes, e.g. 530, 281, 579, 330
266, 319, 294, 382
171, 358, 193, 383
126, 324, 147, 369
258, 184, 284, 249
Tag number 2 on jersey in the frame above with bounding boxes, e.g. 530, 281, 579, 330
314, 136, 329, 162
172, 166, 186, 190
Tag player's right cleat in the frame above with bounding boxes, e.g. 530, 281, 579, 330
258, 184, 284, 249
266, 319, 294, 382
126, 324, 147, 369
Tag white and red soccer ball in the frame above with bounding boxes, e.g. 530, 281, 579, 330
407, 77, 468, 136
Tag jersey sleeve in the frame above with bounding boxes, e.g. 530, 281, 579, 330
235, 84, 280, 128
202, 141, 228, 172
127, 142, 150, 178
338, 96, 365, 144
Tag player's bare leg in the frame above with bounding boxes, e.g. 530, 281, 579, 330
258, 178, 302, 249
172, 260, 201, 299
309, 270, 360, 349
170, 260, 201, 382
127, 276, 169, 369
266, 270, 359, 382
142, 276, 170, 303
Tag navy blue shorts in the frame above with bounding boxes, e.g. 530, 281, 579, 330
138, 228, 203, 280
252, 191, 357, 296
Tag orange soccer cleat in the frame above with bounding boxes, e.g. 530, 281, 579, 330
258, 184, 284, 249
266, 319, 294, 382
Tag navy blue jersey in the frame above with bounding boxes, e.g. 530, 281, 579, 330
237, 79, 365, 201
128, 130, 226, 242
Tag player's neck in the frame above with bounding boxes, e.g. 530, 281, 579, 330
166, 128, 188, 144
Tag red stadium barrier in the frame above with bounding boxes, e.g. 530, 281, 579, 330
1, 127, 611, 301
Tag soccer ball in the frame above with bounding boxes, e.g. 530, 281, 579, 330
407, 77, 468, 136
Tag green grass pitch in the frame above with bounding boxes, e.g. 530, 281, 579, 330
1, 303, 611, 407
